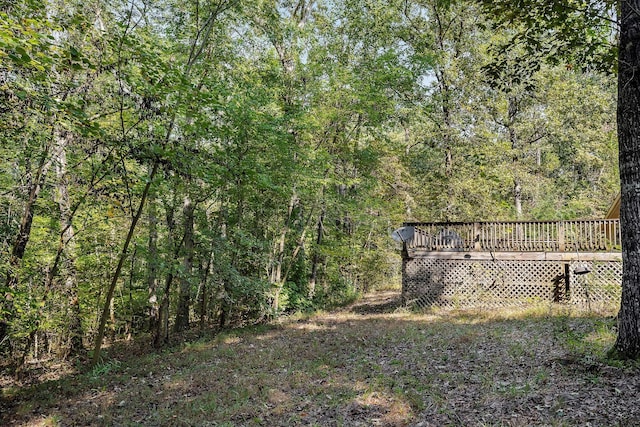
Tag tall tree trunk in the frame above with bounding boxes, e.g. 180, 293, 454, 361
514, 179, 522, 220
198, 241, 215, 330
14, 132, 82, 368
147, 189, 160, 333
1, 143, 53, 354
154, 273, 174, 348
507, 96, 523, 219
197, 255, 209, 330
219, 208, 230, 328
270, 191, 297, 313
91, 160, 159, 365
175, 195, 195, 332
614, 0, 640, 359
153, 198, 178, 347
53, 130, 83, 356
308, 206, 325, 299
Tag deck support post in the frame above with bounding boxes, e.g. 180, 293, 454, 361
564, 263, 571, 301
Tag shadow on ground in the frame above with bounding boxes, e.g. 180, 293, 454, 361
348, 291, 404, 315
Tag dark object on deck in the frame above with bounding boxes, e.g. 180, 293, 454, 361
391, 226, 415, 243
574, 264, 592, 275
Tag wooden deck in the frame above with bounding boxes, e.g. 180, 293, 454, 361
401, 219, 622, 309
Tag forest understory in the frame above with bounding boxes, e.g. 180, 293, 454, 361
2, 291, 639, 427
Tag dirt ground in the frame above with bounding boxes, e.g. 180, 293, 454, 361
2, 291, 640, 426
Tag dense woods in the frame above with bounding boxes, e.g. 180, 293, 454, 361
0, 0, 621, 371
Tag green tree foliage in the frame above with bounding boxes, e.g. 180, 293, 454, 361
479, 0, 617, 80
0, 0, 621, 370
401, 0, 617, 222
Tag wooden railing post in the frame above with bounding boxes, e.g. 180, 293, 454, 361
558, 221, 565, 252
473, 222, 481, 251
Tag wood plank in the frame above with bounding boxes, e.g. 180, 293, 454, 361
405, 250, 622, 262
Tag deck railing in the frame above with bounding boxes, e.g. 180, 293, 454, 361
404, 219, 621, 253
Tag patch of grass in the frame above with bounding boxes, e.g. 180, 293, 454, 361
552, 315, 618, 362
88, 359, 122, 380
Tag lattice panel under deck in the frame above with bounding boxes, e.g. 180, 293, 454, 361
402, 257, 621, 310
569, 261, 622, 309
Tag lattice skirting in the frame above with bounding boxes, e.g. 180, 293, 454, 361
402, 257, 621, 310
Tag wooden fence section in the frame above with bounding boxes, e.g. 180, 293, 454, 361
405, 219, 621, 253
401, 219, 622, 310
